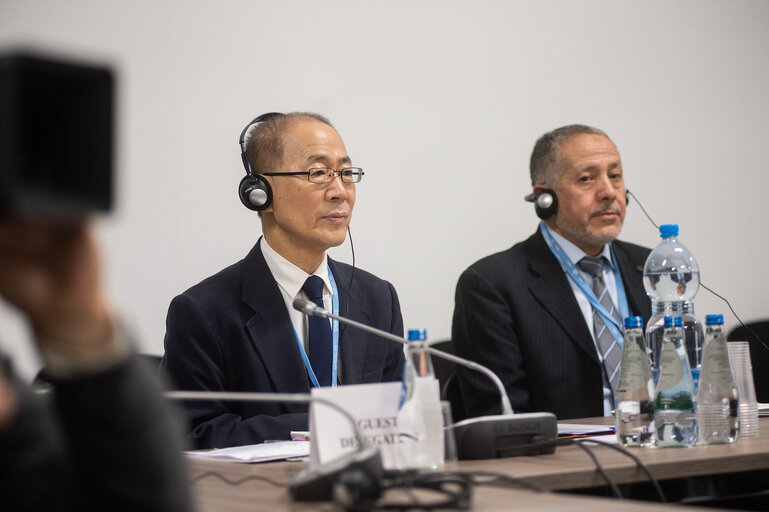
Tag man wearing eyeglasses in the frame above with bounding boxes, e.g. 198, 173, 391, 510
161, 112, 404, 449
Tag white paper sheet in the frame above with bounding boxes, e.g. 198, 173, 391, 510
185, 440, 310, 463
557, 423, 615, 436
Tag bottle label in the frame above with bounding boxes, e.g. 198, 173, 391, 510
616, 337, 653, 393
700, 337, 736, 388
656, 341, 684, 392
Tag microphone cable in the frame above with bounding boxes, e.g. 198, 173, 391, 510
448, 470, 548, 493
626, 189, 659, 231
571, 440, 622, 498
378, 436, 665, 506
448, 434, 666, 502
627, 189, 769, 353
190, 471, 290, 488
554, 436, 665, 502
340, 225, 356, 338
374, 433, 668, 510
570, 437, 666, 502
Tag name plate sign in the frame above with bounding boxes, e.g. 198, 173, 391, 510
309, 379, 443, 469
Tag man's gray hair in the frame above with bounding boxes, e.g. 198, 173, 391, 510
529, 124, 611, 187
245, 112, 334, 174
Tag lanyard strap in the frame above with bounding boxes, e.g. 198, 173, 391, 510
540, 221, 630, 346
291, 264, 340, 388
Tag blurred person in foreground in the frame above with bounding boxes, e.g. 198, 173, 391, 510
0, 219, 192, 512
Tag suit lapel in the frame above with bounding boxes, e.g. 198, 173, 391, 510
330, 259, 371, 384
241, 239, 311, 403
613, 242, 651, 321
526, 230, 600, 364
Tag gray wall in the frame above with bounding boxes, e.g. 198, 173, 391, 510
2, 0, 768, 380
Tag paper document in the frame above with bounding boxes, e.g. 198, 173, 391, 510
185, 440, 310, 463
557, 423, 615, 437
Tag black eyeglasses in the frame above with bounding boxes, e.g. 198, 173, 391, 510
261, 167, 364, 184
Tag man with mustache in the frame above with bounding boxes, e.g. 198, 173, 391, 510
161, 112, 404, 448
451, 125, 651, 420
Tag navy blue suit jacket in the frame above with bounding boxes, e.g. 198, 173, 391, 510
452, 229, 651, 420
160, 239, 404, 448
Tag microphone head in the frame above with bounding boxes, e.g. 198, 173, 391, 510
293, 297, 315, 314
293, 297, 329, 317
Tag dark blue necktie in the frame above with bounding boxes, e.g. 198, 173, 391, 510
301, 275, 332, 386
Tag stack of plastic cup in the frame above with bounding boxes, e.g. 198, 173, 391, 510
441, 400, 458, 468
727, 341, 759, 438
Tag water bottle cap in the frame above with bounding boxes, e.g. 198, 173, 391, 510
624, 316, 643, 328
664, 315, 683, 327
705, 314, 724, 326
407, 329, 426, 341
659, 224, 679, 238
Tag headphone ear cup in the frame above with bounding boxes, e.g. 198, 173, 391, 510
332, 468, 380, 512
239, 174, 272, 211
534, 188, 558, 220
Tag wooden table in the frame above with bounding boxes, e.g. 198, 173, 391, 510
456, 416, 769, 491
188, 417, 769, 511
188, 458, 733, 512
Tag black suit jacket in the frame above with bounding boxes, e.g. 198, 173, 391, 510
451, 229, 651, 420
160, 238, 405, 448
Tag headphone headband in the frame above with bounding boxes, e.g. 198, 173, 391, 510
239, 112, 285, 173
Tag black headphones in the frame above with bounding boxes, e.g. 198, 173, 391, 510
524, 188, 631, 220
238, 112, 284, 211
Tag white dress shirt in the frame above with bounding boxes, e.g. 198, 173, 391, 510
260, 237, 333, 358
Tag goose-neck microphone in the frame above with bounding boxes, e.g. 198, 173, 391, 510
292, 298, 558, 459
294, 298, 513, 414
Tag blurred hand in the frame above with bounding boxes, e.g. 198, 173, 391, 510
0, 367, 17, 433
0, 219, 113, 357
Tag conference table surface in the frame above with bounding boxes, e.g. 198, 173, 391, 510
187, 416, 769, 511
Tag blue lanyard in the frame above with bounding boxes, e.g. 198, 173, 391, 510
540, 221, 630, 347
290, 264, 340, 387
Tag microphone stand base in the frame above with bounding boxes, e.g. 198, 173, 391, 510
452, 412, 558, 459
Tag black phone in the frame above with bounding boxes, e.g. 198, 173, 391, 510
0, 52, 114, 218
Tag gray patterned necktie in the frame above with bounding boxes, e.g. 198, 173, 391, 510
577, 256, 623, 395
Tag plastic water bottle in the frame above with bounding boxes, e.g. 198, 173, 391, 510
397, 329, 444, 469
643, 224, 704, 388
399, 329, 434, 406
654, 316, 697, 447
615, 316, 655, 447
696, 315, 739, 444
409, 328, 434, 377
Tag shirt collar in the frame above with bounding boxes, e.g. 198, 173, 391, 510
260, 236, 332, 298
541, 223, 615, 270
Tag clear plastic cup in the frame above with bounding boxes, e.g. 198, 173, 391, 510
441, 400, 458, 467
727, 341, 759, 438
